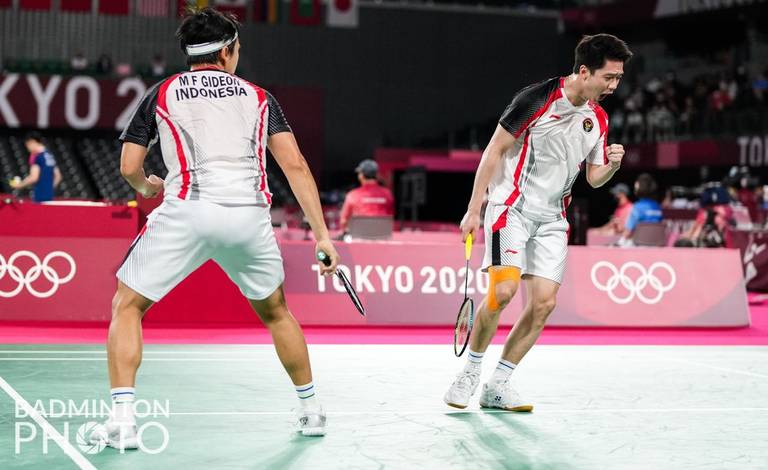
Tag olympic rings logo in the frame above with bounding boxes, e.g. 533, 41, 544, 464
0, 251, 76, 298
590, 261, 676, 305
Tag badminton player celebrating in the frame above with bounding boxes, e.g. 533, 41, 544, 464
91, 8, 339, 448
444, 34, 632, 411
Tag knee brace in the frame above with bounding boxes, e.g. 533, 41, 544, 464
487, 266, 521, 311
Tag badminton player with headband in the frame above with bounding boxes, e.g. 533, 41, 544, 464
90, 7, 340, 450
444, 34, 632, 412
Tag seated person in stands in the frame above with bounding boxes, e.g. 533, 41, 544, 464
599, 182, 633, 234
9, 132, 62, 203
677, 184, 734, 248
339, 159, 394, 234
617, 173, 663, 246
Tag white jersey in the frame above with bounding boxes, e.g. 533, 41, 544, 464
120, 67, 292, 204
489, 76, 609, 222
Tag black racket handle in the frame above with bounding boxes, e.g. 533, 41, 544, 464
317, 251, 331, 266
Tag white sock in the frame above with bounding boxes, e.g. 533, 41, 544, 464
463, 349, 484, 372
110, 387, 135, 424
296, 382, 318, 409
490, 359, 516, 384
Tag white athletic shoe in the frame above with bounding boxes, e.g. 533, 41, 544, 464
443, 369, 481, 409
88, 420, 139, 450
296, 406, 326, 436
479, 381, 534, 412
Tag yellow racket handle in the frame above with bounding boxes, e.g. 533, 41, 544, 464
465, 233, 473, 261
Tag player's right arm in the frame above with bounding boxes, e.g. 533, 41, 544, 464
268, 131, 339, 276
120, 143, 163, 198
11, 164, 40, 189
460, 125, 517, 241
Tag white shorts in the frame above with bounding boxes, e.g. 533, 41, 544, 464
117, 199, 284, 302
482, 204, 569, 284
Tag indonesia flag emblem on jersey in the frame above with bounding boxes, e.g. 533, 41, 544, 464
583, 118, 594, 133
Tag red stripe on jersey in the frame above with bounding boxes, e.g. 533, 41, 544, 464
157, 109, 191, 200
504, 130, 531, 206
156, 73, 182, 114
156, 74, 191, 199
511, 77, 564, 139
242, 80, 273, 204
254, 88, 272, 204
589, 101, 609, 164
561, 193, 572, 218
492, 207, 509, 232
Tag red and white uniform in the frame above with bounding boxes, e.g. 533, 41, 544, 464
483, 76, 610, 283
117, 68, 292, 301
339, 181, 395, 230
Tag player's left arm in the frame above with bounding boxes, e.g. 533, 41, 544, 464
53, 167, 62, 187
586, 143, 624, 188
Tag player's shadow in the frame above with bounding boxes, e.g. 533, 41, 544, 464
255, 433, 324, 469
445, 411, 574, 470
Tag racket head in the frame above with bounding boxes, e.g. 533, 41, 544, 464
336, 269, 366, 316
453, 297, 475, 357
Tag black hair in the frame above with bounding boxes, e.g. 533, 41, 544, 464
24, 131, 44, 144
635, 173, 658, 199
573, 34, 633, 75
175, 7, 240, 67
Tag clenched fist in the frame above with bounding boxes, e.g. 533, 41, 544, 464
606, 144, 624, 168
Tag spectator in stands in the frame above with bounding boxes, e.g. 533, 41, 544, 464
646, 93, 674, 141
95, 53, 113, 75
151, 54, 166, 77
662, 70, 683, 107
753, 69, 768, 104
599, 183, 633, 234
71, 52, 88, 71
678, 96, 696, 136
609, 105, 625, 138
617, 173, 663, 246
708, 78, 732, 130
623, 99, 644, 143
339, 159, 394, 233
9, 132, 62, 203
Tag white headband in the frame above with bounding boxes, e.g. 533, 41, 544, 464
185, 31, 238, 56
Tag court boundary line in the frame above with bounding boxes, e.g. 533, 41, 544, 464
0, 376, 96, 470
0, 358, 279, 362
651, 356, 768, 380
19, 408, 768, 417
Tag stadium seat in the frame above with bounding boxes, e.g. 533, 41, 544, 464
632, 222, 668, 247
347, 216, 394, 240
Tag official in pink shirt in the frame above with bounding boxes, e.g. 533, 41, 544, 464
339, 159, 394, 232
600, 182, 633, 234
